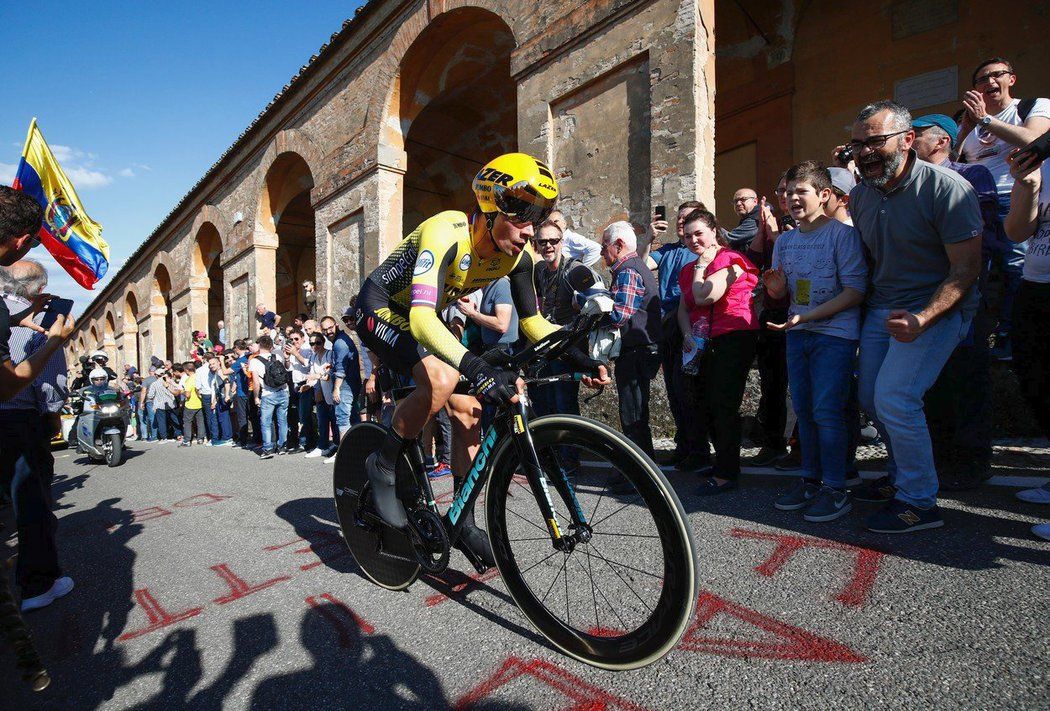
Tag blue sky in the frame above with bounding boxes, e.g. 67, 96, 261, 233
1, 1, 366, 314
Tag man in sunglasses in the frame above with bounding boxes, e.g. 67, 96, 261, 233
959, 57, 1050, 361
356, 153, 609, 566
848, 100, 983, 534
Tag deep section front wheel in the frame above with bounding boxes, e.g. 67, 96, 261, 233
486, 415, 698, 670
333, 422, 421, 590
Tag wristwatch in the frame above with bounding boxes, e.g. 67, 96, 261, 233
979, 115, 993, 128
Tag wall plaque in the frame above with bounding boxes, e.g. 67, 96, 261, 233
894, 66, 958, 111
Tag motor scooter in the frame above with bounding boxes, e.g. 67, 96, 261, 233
71, 387, 130, 467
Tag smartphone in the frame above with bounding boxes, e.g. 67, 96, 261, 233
38, 297, 75, 329
654, 205, 666, 221
43, 297, 74, 316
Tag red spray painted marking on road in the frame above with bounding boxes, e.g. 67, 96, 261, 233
680, 590, 867, 663
424, 568, 500, 607
118, 588, 204, 642
106, 506, 173, 531
305, 592, 376, 642
454, 656, 650, 710
171, 493, 232, 508
210, 564, 292, 605
729, 528, 884, 607
262, 531, 353, 571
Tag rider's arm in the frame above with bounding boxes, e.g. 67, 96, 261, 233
508, 248, 559, 344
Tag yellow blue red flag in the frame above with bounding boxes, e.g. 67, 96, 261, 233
12, 119, 109, 289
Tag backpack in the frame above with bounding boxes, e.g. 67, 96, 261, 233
261, 354, 289, 389
1017, 98, 1036, 123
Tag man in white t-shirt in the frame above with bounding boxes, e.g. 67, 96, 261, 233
548, 210, 602, 267
248, 334, 289, 459
958, 57, 1050, 359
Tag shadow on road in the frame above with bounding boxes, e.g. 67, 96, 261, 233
274, 497, 362, 576
249, 602, 446, 710
669, 468, 1048, 571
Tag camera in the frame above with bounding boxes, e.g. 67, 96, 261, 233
836, 144, 854, 166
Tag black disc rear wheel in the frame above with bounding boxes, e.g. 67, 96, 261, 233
486, 415, 698, 670
334, 422, 422, 590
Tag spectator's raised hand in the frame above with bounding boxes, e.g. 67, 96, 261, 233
457, 295, 478, 318
762, 267, 786, 297
649, 213, 668, 241
47, 313, 76, 340
1008, 146, 1044, 181
963, 90, 988, 124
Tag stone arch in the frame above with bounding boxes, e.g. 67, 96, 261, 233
377, 6, 519, 234
190, 211, 226, 342
89, 325, 99, 352
256, 140, 318, 327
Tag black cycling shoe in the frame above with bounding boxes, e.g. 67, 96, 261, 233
365, 452, 408, 530
454, 523, 497, 569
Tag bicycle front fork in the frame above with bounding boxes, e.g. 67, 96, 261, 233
507, 398, 590, 552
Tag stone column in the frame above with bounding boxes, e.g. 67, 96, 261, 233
252, 242, 277, 337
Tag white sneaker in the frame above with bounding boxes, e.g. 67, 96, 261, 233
1016, 483, 1050, 504
304, 448, 324, 458
21, 576, 74, 613
323, 454, 337, 464
1033, 522, 1050, 541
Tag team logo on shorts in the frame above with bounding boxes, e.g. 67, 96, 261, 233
414, 250, 435, 275
458, 254, 472, 271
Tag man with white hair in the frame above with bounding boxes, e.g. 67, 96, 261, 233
601, 221, 662, 457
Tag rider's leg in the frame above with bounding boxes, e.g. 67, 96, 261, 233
447, 393, 481, 487
447, 392, 496, 568
368, 356, 458, 528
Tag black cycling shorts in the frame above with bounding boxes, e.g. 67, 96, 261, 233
355, 279, 432, 376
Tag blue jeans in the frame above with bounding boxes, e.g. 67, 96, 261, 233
857, 308, 969, 508
787, 331, 857, 489
214, 396, 233, 442
335, 383, 358, 430
201, 394, 218, 440
154, 408, 169, 440
259, 389, 289, 453
140, 401, 156, 440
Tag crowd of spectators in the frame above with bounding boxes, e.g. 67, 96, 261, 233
105, 306, 370, 465
5, 58, 1049, 629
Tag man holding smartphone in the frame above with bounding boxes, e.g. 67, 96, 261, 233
0, 188, 79, 613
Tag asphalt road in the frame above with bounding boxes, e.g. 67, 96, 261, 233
2, 436, 1047, 710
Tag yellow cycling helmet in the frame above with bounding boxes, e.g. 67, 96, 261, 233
472, 153, 558, 225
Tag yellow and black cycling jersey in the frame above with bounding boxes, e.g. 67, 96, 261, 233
363, 210, 558, 371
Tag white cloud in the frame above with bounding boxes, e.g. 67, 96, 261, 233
118, 167, 135, 178
66, 166, 113, 188
0, 162, 15, 185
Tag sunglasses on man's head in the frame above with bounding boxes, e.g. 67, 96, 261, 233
533, 238, 561, 247
310, 340, 324, 347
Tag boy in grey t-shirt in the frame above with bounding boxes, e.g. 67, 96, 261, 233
764, 161, 868, 523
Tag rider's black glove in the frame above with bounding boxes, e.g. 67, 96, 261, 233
461, 353, 519, 407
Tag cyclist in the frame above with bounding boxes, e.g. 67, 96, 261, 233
358, 153, 609, 565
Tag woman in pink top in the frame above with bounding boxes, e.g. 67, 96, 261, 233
676, 207, 760, 495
